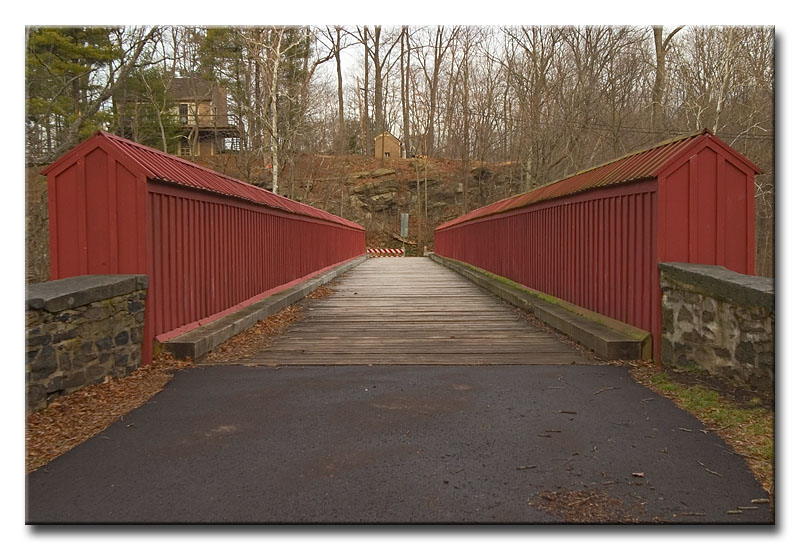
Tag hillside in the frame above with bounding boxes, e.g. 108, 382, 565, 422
196, 153, 523, 255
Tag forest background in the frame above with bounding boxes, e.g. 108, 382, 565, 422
22, 20, 775, 279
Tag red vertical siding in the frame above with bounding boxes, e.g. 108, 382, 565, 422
660, 143, 754, 275
436, 136, 758, 363
663, 162, 690, 262
49, 150, 148, 280
51, 164, 81, 279
724, 160, 748, 274
45, 134, 365, 366
696, 149, 718, 264
85, 148, 111, 273
435, 181, 660, 347
145, 182, 365, 346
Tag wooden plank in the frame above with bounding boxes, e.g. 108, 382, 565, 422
278, 335, 555, 342
205, 257, 589, 366
235, 354, 587, 366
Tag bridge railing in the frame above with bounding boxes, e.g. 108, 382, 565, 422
43, 131, 366, 363
146, 182, 366, 346
435, 182, 661, 351
435, 131, 759, 361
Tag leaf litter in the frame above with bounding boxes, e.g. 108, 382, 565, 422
26, 285, 333, 474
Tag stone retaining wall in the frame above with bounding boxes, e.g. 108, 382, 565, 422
26, 275, 148, 412
659, 262, 774, 392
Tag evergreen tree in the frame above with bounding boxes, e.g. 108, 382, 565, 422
26, 27, 118, 163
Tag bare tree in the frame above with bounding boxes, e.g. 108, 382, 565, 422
502, 26, 561, 189
650, 25, 683, 135
400, 26, 411, 156
460, 27, 472, 212
415, 26, 460, 156
321, 26, 351, 153
352, 26, 403, 151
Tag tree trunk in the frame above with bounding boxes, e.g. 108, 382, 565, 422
651, 26, 666, 134
357, 76, 366, 155
416, 176, 422, 254
252, 38, 262, 155
461, 38, 470, 213
525, 153, 533, 190
270, 29, 283, 195
363, 26, 370, 155
424, 161, 428, 246
400, 26, 409, 157
651, 25, 683, 135
335, 27, 345, 154
372, 26, 384, 134
423, 26, 456, 157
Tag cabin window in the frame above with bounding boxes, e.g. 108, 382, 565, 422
179, 104, 189, 125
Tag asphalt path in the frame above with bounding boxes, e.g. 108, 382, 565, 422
26, 364, 772, 524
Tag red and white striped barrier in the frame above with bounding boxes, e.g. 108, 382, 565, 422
368, 248, 405, 257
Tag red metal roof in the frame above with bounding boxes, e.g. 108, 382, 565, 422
44, 131, 364, 230
437, 130, 757, 231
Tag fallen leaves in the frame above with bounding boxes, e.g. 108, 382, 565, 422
203, 305, 304, 363
26, 285, 333, 474
26, 353, 192, 474
531, 489, 644, 523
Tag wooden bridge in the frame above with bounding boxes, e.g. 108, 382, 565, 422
40, 129, 760, 366
228, 258, 588, 367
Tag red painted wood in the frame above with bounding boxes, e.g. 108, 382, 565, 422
716, 155, 727, 267
723, 161, 748, 274
435, 134, 760, 362
85, 148, 109, 274
52, 164, 80, 278
747, 170, 756, 274
145, 185, 365, 344
76, 159, 88, 274
43, 132, 365, 365
106, 153, 119, 273
696, 149, 717, 265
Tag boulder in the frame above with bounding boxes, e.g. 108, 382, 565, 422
352, 179, 399, 196
371, 168, 397, 178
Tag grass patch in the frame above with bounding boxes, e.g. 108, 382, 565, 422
633, 364, 774, 497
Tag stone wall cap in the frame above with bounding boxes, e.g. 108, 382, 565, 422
659, 262, 773, 311
26, 274, 148, 312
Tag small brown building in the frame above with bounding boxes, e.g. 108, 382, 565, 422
374, 131, 402, 159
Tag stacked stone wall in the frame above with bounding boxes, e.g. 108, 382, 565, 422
26, 275, 148, 412
660, 262, 774, 392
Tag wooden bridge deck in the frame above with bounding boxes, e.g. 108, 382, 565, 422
235, 257, 589, 366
